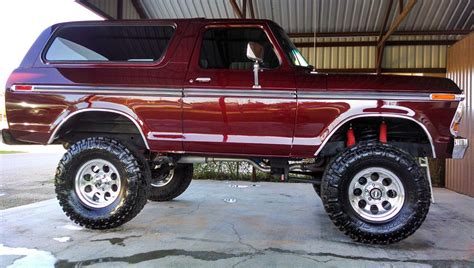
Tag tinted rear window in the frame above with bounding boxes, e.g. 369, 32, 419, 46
45, 25, 175, 63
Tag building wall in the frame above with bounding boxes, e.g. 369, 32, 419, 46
446, 33, 474, 197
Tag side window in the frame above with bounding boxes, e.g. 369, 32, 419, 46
199, 28, 279, 70
45, 25, 175, 63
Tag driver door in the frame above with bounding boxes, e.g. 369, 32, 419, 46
182, 24, 297, 156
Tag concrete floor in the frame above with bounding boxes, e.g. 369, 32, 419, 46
1, 180, 473, 267
0, 152, 63, 209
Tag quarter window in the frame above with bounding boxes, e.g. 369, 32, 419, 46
45, 25, 175, 62
199, 28, 279, 70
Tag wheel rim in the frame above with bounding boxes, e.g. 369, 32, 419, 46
74, 159, 122, 209
151, 169, 174, 187
348, 167, 405, 222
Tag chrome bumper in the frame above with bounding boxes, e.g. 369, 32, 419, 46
452, 138, 469, 159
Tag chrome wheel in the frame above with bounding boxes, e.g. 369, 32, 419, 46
348, 167, 405, 222
151, 169, 174, 187
74, 159, 121, 209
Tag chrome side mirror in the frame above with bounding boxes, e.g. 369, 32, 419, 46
246, 42, 264, 88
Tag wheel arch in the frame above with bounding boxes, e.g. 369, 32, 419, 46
315, 114, 436, 158
47, 108, 150, 150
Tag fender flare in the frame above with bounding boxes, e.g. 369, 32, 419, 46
314, 114, 436, 158
47, 108, 150, 150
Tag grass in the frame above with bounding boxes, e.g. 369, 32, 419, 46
0, 150, 25, 154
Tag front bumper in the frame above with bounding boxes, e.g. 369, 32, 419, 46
452, 138, 469, 159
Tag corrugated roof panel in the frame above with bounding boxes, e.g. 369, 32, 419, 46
140, 0, 238, 19
291, 35, 450, 70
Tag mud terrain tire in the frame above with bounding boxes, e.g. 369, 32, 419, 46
321, 141, 430, 244
55, 137, 149, 229
148, 164, 193, 201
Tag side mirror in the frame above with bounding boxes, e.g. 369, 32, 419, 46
246, 42, 264, 62
246, 42, 264, 88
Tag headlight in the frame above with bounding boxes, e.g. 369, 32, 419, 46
450, 102, 464, 136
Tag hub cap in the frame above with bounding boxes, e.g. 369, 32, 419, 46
151, 169, 174, 187
75, 159, 121, 209
348, 167, 405, 222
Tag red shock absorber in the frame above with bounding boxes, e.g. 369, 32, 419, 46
346, 126, 356, 147
379, 121, 387, 143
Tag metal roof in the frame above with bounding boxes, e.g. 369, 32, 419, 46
82, 0, 473, 33
77, 0, 473, 73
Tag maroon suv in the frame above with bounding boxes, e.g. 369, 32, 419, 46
2, 19, 468, 244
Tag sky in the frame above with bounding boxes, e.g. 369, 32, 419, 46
0, 0, 103, 114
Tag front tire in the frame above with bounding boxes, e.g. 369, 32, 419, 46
55, 137, 149, 229
321, 142, 430, 244
148, 164, 193, 201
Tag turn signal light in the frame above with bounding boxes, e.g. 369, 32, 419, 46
12, 85, 33, 91
430, 93, 456, 100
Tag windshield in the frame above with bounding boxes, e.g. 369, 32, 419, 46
270, 23, 310, 67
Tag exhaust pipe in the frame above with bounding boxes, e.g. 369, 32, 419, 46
177, 156, 271, 173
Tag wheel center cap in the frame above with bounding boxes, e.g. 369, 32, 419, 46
370, 188, 382, 199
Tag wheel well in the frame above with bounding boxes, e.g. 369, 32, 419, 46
319, 117, 434, 157
52, 111, 148, 150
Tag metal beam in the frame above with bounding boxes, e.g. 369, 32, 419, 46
377, 0, 394, 74
132, 0, 148, 19
117, 0, 123, 20
377, 0, 417, 74
294, 40, 457, 47
230, 0, 244, 18
75, 0, 114, 20
378, 0, 417, 46
249, 0, 255, 19
287, 30, 470, 38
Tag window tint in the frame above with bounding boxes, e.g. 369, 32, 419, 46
199, 28, 279, 70
45, 25, 175, 62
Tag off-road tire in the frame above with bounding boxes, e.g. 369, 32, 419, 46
321, 141, 430, 244
148, 164, 193, 201
55, 137, 149, 229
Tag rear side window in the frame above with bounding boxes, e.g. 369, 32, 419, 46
45, 25, 175, 63
199, 28, 279, 70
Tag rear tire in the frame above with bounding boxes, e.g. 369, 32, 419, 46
55, 137, 149, 229
321, 141, 430, 244
148, 164, 193, 201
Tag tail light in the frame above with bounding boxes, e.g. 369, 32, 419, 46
11, 85, 33, 91
450, 102, 464, 136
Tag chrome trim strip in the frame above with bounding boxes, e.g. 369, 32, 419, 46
298, 91, 433, 101
313, 114, 436, 158
13, 85, 182, 97
148, 132, 293, 145
12, 85, 462, 101
47, 108, 150, 150
184, 88, 296, 98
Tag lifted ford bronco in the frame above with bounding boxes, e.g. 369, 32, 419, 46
2, 19, 468, 244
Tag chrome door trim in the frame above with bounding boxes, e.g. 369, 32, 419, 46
184, 88, 296, 98
298, 91, 448, 101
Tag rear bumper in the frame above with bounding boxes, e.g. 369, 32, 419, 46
452, 137, 469, 159
1, 129, 30, 145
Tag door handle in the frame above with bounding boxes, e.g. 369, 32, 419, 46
194, 77, 211, 83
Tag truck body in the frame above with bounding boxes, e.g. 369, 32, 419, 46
2, 19, 468, 244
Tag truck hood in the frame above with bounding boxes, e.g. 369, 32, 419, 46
325, 74, 461, 94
